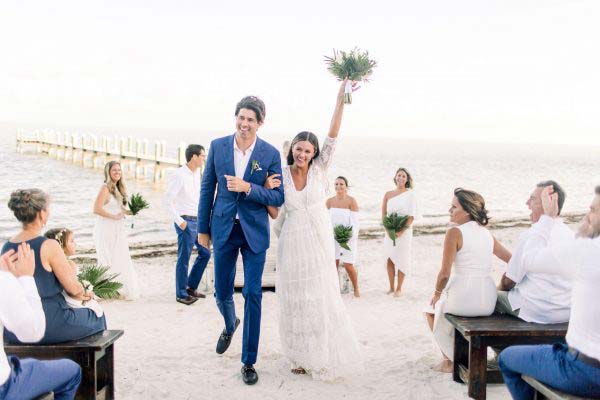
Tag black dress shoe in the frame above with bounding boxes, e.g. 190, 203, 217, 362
241, 364, 258, 385
216, 318, 240, 354
176, 295, 198, 305
186, 287, 206, 299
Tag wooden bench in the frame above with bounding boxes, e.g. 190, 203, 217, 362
6, 330, 124, 400
522, 376, 593, 400
446, 314, 568, 400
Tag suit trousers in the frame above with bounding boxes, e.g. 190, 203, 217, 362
213, 223, 265, 365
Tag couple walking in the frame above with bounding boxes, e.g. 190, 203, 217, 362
198, 80, 362, 384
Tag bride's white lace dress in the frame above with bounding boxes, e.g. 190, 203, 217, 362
275, 136, 362, 381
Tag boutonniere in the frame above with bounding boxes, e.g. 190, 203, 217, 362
251, 160, 262, 174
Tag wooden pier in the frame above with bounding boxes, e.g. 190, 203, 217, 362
16, 131, 190, 182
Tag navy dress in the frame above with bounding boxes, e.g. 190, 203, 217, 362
2, 236, 106, 344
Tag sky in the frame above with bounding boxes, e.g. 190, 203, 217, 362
1, 0, 600, 144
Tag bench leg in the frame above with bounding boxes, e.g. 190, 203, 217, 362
453, 329, 469, 383
76, 352, 97, 400
106, 344, 114, 400
468, 342, 487, 400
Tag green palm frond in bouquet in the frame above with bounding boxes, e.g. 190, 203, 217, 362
77, 264, 123, 299
324, 48, 377, 104
382, 212, 410, 246
334, 224, 353, 251
128, 193, 149, 228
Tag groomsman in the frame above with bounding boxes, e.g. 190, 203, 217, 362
164, 144, 210, 305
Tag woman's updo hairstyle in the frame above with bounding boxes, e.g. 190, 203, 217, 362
8, 189, 49, 225
453, 188, 490, 226
286, 131, 320, 166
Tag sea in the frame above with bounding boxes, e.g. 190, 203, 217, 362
1, 125, 599, 248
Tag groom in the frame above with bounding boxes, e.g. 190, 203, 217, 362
198, 95, 284, 385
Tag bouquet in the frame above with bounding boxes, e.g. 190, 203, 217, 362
128, 193, 149, 228
382, 213, 410, 246
78, 264, 123, 299
324, 48, 377, 104
334, 224, 353, 251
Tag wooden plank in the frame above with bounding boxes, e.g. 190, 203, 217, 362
445, 314, 568, 337
522, 376, 592, 400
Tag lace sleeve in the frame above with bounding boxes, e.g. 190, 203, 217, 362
314, 136, 337, 171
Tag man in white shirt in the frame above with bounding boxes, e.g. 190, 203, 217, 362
0, 243, 82, 400
496, 180, 571, 324
163, 144, 210, 305
498, 186, 600, 399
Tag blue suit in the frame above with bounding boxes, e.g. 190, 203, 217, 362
198, 134, 284, 365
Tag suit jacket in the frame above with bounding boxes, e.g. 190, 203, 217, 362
198, 134, 285, 253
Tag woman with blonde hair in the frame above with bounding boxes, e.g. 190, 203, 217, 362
93, 161, 140, 300
424, 188, 511, 372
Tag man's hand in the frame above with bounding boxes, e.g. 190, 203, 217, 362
541, 186, 559, 218
14, 243, 35, 277
224, 175, 251, 193
179, 221, 187, 230
198, 233, 211, 250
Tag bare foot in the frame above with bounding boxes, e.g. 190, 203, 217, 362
432, 360, 453, 373
353, 290, 361, 298
386, 289, 394, 295
393, 290, 402, 297
291, 367, 307, 375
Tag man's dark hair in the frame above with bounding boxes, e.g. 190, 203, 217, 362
537, 180, 566, 215
185, 144, 205, 163
235, 96, 266, 124
595, 185, 600, 195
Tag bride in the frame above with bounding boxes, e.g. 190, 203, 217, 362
93, 161, 140, 300
266, 80, 362, 380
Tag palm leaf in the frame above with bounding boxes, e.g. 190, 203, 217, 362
324, 48, 377, 82
382, 213, 410, 246
78, 264, 123, 299
128, 193, 149, 216
334, 224, 353, 251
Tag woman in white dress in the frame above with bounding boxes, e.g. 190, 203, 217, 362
326, 177, 360, 297
424, 188, 511, 372
93, 161, 140, 300
381, 168, 418, 297
266, 80, 362, 380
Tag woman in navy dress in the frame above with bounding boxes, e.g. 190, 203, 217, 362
2, 189, 106, 344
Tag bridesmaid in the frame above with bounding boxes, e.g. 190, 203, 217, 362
2, 189, 106, 344
381, 168, 418, 297
326, 176, 360, 297
93, 161, 140, 300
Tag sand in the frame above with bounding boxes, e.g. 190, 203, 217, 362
102, 227, 526, 400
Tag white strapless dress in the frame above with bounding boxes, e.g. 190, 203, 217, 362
93, 195, 140, 300
384, 191, 418, 274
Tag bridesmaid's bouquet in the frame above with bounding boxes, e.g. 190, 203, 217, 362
78, 264, 123, 299
383, 213, 410, 246
334, 224, 353, 251
128, 193, 149, 228
324, 48, 377, 104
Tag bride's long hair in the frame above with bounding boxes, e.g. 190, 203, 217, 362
286, 131, 320, 166
104, 161, 128, 206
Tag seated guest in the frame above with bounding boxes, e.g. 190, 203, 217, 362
0, 243, 82, 400
425, 189, 511, 372
499, 186, 600, 399
496, 181, 571, 324
2, 189, 106, 344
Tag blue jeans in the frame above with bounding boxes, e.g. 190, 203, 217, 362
499, 343, 600, 399
175, 217, 211, 298
214, 223, 265, 365
0, 356, 81, 400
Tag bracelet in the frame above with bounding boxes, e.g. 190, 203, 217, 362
434, 288, 443, 295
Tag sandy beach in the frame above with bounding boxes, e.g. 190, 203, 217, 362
99, 226, 531, 400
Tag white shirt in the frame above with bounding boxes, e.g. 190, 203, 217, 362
506, 218, 571, 323
0, 271, 46, 384
233, 137, 256, 218
522, 215, 600, 361
163, 165, 202, 226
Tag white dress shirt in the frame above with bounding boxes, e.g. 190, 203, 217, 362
233, 137, 256, 218
163, 165, 202, 226
505, 218, 572, 323
522, 215, 600, 361
0, 271, 46, 384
